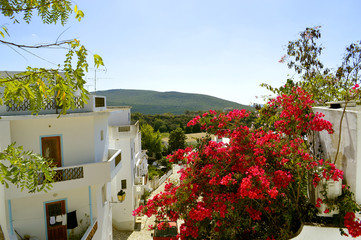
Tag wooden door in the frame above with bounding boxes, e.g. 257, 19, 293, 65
41, 136, 62, 167
41, 136, 63, 181
45, 200, 67, 240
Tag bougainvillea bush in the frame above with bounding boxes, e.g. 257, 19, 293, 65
134, 87, 361, 240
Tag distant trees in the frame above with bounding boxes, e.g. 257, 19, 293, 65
140, 124, 163, 160
133, 112, 200, 133
168, 128, 187, 153
132, 110, 256, 134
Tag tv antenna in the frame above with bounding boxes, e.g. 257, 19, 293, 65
86, 68, 109, 93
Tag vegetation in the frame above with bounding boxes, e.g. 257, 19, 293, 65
140, 124, 163, 160
0, 0, 103, 192
133, 112, 202, 133
148, 165, 164, 180
133, 110, 257, 134
263, 26, 361, 105
134, 27, 361, 239
168, 128, 187, 153
95, 89, 254, 115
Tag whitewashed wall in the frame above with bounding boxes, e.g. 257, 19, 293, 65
314, 106, 361, 203
8, 114, 110, 166
0, 120, 11, 150
10, 186, 90, 239
96, 182, 113, 240
0, 120, 12, 239
110, 130, 136, 231
93, 114, 109, 162
108, 108, 131, 126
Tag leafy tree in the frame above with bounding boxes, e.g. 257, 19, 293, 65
0, 143, 54, 193
0, 0, 103, 192
140, 124, 163, 160
263, 26, 361, 105
0, 0, 103, 115
168, 127, 186, 153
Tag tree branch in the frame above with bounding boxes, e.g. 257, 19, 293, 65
0, 39, 71, 49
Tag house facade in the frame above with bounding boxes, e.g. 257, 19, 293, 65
0, 95, 124, 239
108, 108, 148, 231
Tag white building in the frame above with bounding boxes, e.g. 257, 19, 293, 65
0, 94, 126, 240
108, 108, 148, 231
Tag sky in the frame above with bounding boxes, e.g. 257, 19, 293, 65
1, 0, 361, 105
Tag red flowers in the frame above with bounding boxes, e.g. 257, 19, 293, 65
344, 212, 361, 237
269, 87, 334, 136
134, 87, 359, 239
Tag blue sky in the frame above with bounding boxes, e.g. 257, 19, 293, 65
1, 0, 361, 105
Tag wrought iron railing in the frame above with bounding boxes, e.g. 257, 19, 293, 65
6, 97, 84, 112
38, 166, 84, 185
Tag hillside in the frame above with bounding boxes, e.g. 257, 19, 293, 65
94, 89, 254, 114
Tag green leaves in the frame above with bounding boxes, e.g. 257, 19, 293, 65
0, 143, 54, 193
74, 5, 84, 22
0, 0, 73, 25
141, 124, 163, 158
0, 0, 104, 193
0, 25, 8, 38
94, 54, 104, 68
0, 37, 103, 115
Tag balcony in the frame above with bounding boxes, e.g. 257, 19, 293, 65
5, 149, 122, 200
0, 95, 106, 116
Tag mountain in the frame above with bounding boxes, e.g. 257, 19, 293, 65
94, 89, 254, 114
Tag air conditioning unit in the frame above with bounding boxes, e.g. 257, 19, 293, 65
315, 179, 342, 217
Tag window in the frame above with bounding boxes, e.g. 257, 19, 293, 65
95, 97, 105, 107
100, 130, 104, 141
121, 179, 127, 189
118, 126, 130, 132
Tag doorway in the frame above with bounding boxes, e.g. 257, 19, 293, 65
45, 200, 67, 240
41, 136, 63, 181
41, 136, 62, 167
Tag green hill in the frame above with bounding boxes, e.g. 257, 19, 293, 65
94, 89, 253, 114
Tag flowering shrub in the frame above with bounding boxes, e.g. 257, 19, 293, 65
134, 87, 361, 239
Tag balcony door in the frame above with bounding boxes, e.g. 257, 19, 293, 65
41, 136, 62, 167
45, 200, 67, 240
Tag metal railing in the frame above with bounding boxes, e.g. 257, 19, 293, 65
37, 149, 121, 186
38, 166, 84, 185
6, 97, 84, 112
81, 220, 98, 240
